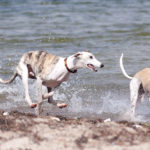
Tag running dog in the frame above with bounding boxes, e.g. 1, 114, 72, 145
0, 50, 104, 115
120, 53, 150, 116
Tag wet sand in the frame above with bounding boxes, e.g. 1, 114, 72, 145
0, 111, 150, 150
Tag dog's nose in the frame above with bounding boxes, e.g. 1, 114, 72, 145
100, 64, 104, 68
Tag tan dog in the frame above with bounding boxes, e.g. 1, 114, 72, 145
0, 50, 104, 115
120, 53, 150, 116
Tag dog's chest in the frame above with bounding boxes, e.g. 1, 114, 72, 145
35, 57, 70, 87
42, 72, 70, 87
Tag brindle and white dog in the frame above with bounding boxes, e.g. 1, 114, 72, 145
0, 50, 104, 115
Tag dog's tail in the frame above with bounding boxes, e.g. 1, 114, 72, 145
0, 72, 18, 84
120, 53, 133, 80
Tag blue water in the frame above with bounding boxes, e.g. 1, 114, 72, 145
0, 0, 150, 122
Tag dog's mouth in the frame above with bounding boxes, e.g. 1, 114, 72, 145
87, 64, 97, 72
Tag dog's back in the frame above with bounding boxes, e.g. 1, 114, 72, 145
19, 51, 60, 76
135, 68, 150, 92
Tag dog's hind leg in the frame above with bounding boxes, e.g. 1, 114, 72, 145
21, 63, 36, 108
36, 76, 43, 116
138, 93, 145, 104
137, 84, 145, 104
130, 78, 141, 116
147, 93, 150, 102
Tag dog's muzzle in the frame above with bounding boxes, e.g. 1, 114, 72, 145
100, 64, 104, 68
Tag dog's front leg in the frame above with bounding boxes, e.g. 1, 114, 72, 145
35, 77, 43, 116
42, 91, 54, 100
47, 87, 53, 103
47, 87, 57, 105
46, 87, 67, 108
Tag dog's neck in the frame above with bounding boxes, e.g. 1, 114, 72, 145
64, 57, 77, 73
64, 54, 83, 73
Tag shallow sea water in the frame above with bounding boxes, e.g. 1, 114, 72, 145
1, 0, 150, 122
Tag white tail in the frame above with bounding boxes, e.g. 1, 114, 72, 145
0, 72, 18, 84
120, 53, 133, 80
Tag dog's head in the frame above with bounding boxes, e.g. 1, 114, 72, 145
73, 51, 104, 72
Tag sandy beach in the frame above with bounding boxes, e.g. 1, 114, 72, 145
0, 111, 150, 150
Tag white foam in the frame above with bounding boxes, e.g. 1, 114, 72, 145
0, 77, 150, 123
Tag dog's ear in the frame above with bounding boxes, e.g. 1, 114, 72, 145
74, 52, 82, 58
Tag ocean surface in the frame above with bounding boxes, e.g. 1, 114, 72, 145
1, 0, 150, 122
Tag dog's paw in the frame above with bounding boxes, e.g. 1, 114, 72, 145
57, 103, 67, 109
30, 103, 37, 108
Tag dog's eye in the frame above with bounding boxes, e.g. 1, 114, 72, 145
89, 56, 93, 59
